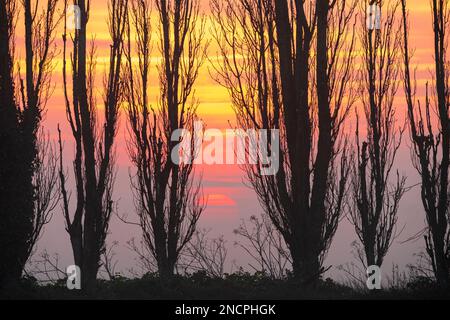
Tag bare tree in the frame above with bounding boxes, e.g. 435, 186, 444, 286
401, 0, 450, 288
124, 0, 207, 279
100, 241, 120, 280
211, 0, 356, 283
28, 131, 60, 258
58, 0, 127, 291
25, 250, 67, 284
234, 215, 291, 279
126, 237, 158, 275
349, 0, 407, 269
0, 0, 60, 287
179, 229, 228, 278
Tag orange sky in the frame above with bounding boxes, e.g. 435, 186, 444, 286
14, 0, 435, 133
13, 0, 441, 279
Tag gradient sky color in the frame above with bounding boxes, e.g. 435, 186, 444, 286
12, 0, 441, 280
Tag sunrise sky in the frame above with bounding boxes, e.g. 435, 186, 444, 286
12, 0, 440, 279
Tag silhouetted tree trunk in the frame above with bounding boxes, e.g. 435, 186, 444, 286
0, 0, 59, 287
401, 0, 450, 288
124, 0, 206, 279
58, 0, 126, 292
211, 0, 356, 283
350, 0, 406, 268
0, 0, 23, 285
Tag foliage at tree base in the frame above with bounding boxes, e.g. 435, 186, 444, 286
1, 271, 449, 300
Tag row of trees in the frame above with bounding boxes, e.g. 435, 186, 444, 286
0, 0, 449, 291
